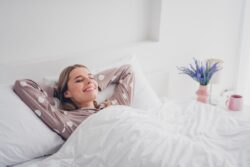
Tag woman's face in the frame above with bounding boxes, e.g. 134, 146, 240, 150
64, 67, 98, 108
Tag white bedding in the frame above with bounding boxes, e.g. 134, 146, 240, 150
10, 156, 48, 167
24, 101, 250, 167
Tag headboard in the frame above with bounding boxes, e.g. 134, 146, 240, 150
0, 53, 169, 97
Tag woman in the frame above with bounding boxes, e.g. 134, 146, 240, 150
14, 64, 135, 140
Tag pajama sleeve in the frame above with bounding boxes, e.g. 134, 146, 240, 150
13, 79, 73, 140
95, 64, 135, 106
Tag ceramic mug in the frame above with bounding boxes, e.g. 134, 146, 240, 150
226, 94, 243, 111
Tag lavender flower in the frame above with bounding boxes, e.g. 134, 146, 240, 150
177, 58, 222, 85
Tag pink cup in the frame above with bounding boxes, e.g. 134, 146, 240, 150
227, 94, 243, 111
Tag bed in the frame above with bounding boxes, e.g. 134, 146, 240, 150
1, 54, 250, 167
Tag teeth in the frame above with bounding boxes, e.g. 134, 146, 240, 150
85, 87, 95, 92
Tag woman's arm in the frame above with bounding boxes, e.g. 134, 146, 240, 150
95, 64, 135, 106
13, 79, 71, 140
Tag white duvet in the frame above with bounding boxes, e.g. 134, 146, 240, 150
27, 101, 250, 167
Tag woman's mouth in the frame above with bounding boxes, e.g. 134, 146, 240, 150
83, 86, 96, 92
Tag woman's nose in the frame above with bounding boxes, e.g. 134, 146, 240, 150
85, 78, 92, 84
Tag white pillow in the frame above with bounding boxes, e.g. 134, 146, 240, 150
43, 55, 162, 110
0, 85, 64, 166
108, 55, 162, 110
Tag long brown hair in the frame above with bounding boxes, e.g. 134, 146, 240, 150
54, 64, 88, 111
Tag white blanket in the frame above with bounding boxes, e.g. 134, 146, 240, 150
27, 101, 250, 167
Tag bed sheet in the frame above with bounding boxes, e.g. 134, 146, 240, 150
16, 99, 250, 167
9, 156, 48, 167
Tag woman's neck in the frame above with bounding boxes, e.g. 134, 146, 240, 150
79, 101, 95, 109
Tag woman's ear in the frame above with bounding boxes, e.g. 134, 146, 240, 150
64, 90, 72, 98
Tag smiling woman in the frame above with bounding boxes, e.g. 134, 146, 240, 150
55, 64, 99, 110
14, 64, 135, 140
64, 67, 98, 108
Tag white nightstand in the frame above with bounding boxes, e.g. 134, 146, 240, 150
164, 97, 250, 121
216, 103, 250, 121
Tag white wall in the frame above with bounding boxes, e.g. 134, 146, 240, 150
0, 0, 245, 99
0, 0, 159, 62
159, 0, 245, 99
237, 0, 250, 105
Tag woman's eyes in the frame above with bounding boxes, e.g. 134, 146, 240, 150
75, 76, 94, 83
76, 79, 84, 83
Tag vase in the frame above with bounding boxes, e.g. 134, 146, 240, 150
196, 85, 208, 103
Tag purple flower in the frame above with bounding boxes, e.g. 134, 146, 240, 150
177, 58, 222, 85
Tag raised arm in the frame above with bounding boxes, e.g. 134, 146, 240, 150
95, 64, 135, 106
13, 79, 72, 140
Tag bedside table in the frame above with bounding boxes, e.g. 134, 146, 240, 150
217, 104, 250, 121
163, 97, 250, 121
